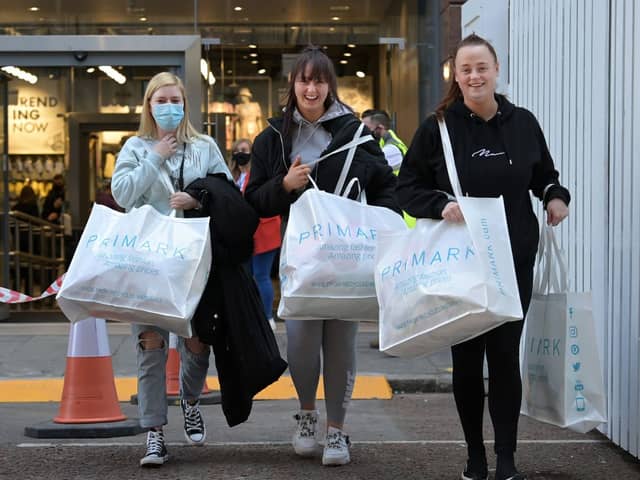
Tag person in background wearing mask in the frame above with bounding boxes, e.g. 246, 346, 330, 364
233, 138, 282, 332
112, 71, 232, 467
231, 138, 251, 189
361, 109, 408, 172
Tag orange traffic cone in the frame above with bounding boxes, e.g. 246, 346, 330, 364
24, 317, 142, 438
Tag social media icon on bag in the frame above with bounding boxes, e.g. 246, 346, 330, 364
572, 362, 581, 372
575, 381, 584, 391
571, 344, 580, 355
576, 396, 586, 412
569, 326, 578, 338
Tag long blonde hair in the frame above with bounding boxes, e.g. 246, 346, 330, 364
138, 72, 201, 143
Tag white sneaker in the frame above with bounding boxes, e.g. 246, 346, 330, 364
292, 409, 319, 456
322, 426, 350, 466
268, 318, 277, 331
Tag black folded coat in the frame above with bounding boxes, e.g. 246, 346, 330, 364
185, 173, 288, 427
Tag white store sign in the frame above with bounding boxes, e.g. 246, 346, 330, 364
8, 78, 65, 154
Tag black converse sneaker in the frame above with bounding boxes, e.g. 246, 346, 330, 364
181, 399, 206, 445
140, 429, 168, 467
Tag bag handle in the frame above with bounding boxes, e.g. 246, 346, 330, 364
334, 121, 367, 196
306, 174, 366, 204
533, 224, 568, 293
436, 117, 463, 199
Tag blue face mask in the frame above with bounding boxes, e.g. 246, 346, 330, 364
152, 103, 184, 131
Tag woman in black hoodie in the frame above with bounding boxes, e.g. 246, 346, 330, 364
396, 34, 570, 480
245, 46, 399, 467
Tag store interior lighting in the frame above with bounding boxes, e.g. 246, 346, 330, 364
200, 58, 209, 80
98, 65, 126, 84
1, 66, 38, 84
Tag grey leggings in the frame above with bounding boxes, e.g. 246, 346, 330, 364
285, 319, 358, 427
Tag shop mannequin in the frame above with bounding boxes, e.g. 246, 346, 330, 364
234, 87, 263, 142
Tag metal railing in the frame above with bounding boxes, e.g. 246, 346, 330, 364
2, 210, 65, 311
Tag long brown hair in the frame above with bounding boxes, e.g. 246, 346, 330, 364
281, 46, 349, 137
435, 33, 499, 118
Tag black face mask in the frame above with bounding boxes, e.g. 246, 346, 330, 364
233, 151, 251, 166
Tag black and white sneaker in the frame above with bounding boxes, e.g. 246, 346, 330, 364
322, 426, 351, 466
462, 457, 488, 480
181, 399, 206, 445
140, 429, 168, 467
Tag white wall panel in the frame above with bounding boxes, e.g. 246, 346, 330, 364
468, 0, 640, 459
608, 0, 640, 456
504, 0, 639, 458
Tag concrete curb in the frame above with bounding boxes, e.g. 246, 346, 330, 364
386, 375, 453, 394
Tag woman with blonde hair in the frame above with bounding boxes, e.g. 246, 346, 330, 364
112, 71, 232, 467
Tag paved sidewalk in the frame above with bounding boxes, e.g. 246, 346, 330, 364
0, 320, 453, 394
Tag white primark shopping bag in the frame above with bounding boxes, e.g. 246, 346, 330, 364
57, 203, 211, 338
278, 123, 407, 321
521, 225, 606, 433
375, 118, 522, 357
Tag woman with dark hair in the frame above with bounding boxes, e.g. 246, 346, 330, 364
245, 46, 399, 466
396, 34, 570, 480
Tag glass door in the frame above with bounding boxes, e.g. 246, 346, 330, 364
1, 74, 9, 318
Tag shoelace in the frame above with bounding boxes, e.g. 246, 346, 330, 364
184, 402, 203, 432
294, 412, 317, 438
325, 431, 350, 450
146, 430, 165, 454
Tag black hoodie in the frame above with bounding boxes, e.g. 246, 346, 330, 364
396, 95, 570, 271
245, 112, 401, 219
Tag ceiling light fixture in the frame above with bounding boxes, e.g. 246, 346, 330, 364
234, 6, 243, 11
347, 43, 356, 48
248, 44, 257, 49
339, 60, 348, 64
331, 16, 340, 21
251, 60, 258, 65
87, 67, 95, 73
98, 66, 126, 85
258, 68, 266, 75
208, 72, 216, 86
1, 66, 38, 84
29, 6, 40, 12
356, 71, 365, 78
343, 52, 352, 57
139, 16, 147, 22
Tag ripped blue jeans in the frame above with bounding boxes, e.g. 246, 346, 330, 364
133, 324, 210, 429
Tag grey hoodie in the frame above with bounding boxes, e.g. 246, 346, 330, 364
290, 101, 352, 166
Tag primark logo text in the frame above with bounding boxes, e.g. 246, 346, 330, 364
84, 234, 190, 259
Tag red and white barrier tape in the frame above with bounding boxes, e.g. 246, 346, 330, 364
0, 275, 65, 303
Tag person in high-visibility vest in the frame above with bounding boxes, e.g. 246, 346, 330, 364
361, 109, 407, 171
362, 109, 415, 228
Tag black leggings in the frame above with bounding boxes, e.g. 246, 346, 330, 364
451, 264, 533, 457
